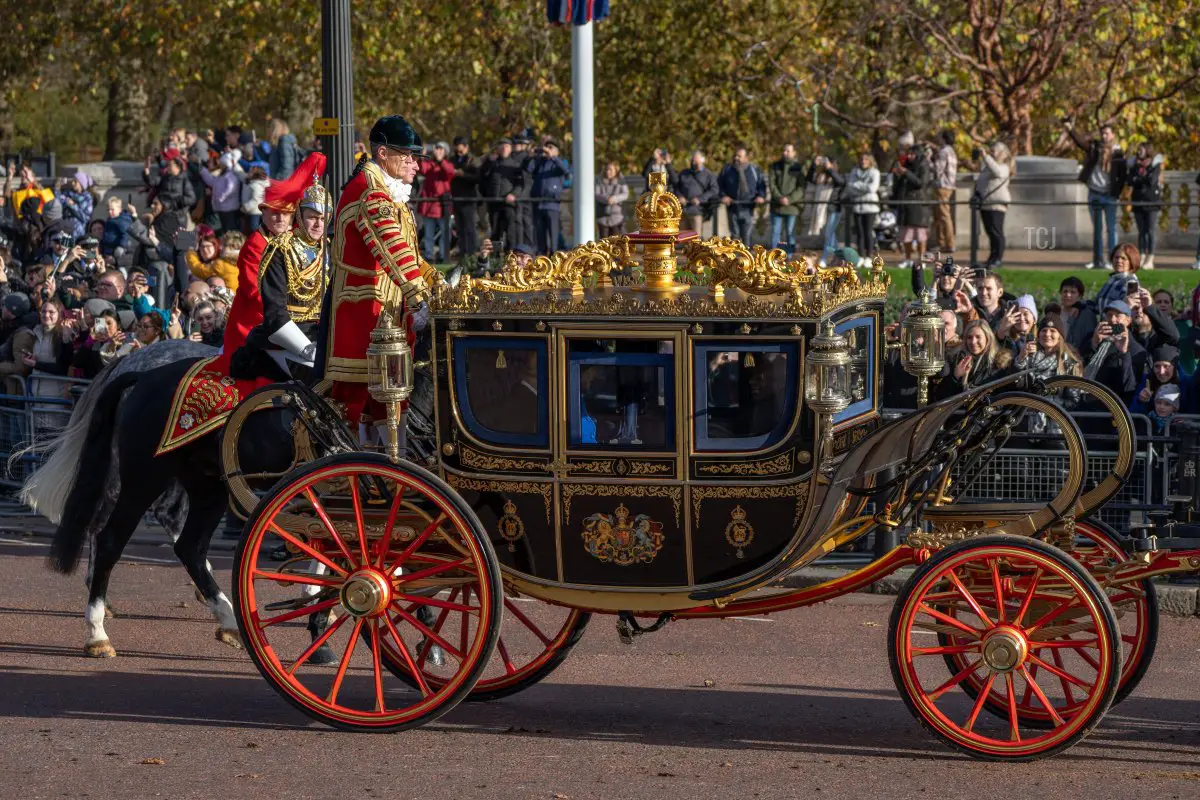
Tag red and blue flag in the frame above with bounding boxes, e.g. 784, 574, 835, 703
546, 0, 610, 25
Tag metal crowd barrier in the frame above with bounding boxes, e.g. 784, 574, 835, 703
0, 373, 92, 490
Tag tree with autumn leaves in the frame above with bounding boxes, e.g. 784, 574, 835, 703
1, 0, 1197, 169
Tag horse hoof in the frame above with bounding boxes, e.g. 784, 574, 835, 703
309, 644, 338, 666
215, 628, 243, 650
104, 605, 115, 619
195, 588, 205, 604
85, 639, 117, 658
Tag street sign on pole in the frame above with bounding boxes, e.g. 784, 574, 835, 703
313, 117, 340, 136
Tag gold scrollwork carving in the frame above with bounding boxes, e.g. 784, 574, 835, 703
445, 474, 553, 524
629, 461, 673, 476
691, 481, 810, 529
568, 459, 615, 475
832, 425, 870, 453
431, 275, 889, 321
459, 447, 546, 473
697, 451, 793, 477
906, 526, 984, 550
448, 236, 637, 298
561, 483, 682, 526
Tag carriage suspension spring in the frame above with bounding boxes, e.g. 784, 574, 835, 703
616, 612, 673, 645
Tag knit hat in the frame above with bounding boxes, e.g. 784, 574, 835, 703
1152, 344, 1180, 364
897, 130, 915, 148
3, 292, 31, 318
1015, 294, 1037, 319
72, 170, 94, 191
833, 246, 860, 266
1155, 383, 1181, 407
1038, 314, 1065, 332
83, 298, 116, 318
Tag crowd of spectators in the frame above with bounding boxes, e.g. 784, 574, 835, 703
0, 120, 296, 401
890, 243, 1193, 434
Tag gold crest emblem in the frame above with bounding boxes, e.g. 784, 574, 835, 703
724, 505, 755, 558
497, 498, 525, 552
582, 503, 664, 566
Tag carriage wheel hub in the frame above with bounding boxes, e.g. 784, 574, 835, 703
980, 626, 1028, 673
340, 569, 391, 618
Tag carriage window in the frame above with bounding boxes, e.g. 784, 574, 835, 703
567, 339, 675, 450
694, 342, 798, 451
453, 337, 548, 447
835, 317, 876, 424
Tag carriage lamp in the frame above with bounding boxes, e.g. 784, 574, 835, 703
899, 289, 946, 407
806, 320, 852, 464
366, 310, 414, 462
806, 319, 852, 416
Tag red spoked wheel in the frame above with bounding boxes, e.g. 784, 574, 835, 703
940, 520, 1157, 725
375, 590, 590, 702
890, 535, 1120, 761
233, 453, 502, 731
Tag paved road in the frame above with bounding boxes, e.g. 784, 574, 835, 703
2, 536, 1199, 800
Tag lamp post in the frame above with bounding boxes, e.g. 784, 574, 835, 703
899, 289, 946, 407
321, 0, 356, 208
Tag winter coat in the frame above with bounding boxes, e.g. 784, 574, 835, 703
974, 154, 1012, 212
416, 158, 456, 219
1082, 336, 1147, 406
1094, 272, 1134, 319
200, 156, 245, 213
845, 167, 880, 215
480, 155, 525, 203
101, 211, 134, 257
1126, 154, 1164, 211
893, 152, 933, 228
185, 250, 240, 293
241, 178, 268, 216
933, 145, 958, 191
9, 183, 53, 219
595, 177, 630, 227
59, 190, 94, 239
768, 158, 806, 216
674, 167, 719, 215
526, 156, 572, 211
717, 163, 766, 211
1067, 129, 1126, 197
449, 153, 482, 201
1061, 302, 1099, 354
268, 133, 300, 180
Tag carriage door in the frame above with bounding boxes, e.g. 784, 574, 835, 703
551, 328, 689, 588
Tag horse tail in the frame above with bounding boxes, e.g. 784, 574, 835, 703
46, 371, 139, 575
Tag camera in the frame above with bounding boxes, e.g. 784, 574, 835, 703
971, 147, 983, 161
1109, 322, 1125, 336
940, 261, 958, 276
1127, 278, 1140, 294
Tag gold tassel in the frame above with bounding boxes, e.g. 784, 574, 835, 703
744, 353, 755, 368
495, 349, 507, 369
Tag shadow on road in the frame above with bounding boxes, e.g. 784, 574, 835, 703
0, 663, 1196, 765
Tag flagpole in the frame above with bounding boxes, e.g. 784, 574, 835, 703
571, 20, 595, 245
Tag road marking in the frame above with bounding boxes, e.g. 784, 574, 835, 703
0, 537, 47, 547
729, 616, 773, 622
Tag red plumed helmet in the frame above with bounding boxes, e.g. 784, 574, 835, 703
260, 152, 327, 213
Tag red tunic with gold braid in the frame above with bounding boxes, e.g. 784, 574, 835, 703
325, 160, 438, 423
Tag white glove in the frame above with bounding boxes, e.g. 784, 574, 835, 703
268, 320, 316, 366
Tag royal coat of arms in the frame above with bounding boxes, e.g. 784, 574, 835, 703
497, 499, 526, 552
582, 503, 664, 566
724, 505, 755, 558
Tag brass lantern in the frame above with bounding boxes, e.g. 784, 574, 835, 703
366, 310, 414, 461
805, 319, 852, 417
899, 289, 946, 407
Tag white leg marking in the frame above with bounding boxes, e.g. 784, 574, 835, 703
208, 591, 237, 631
85, 599, 108, 644
301, 561, 328, 598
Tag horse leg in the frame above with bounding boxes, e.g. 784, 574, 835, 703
173, 473, 241, 649
83, 481, 165, 657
